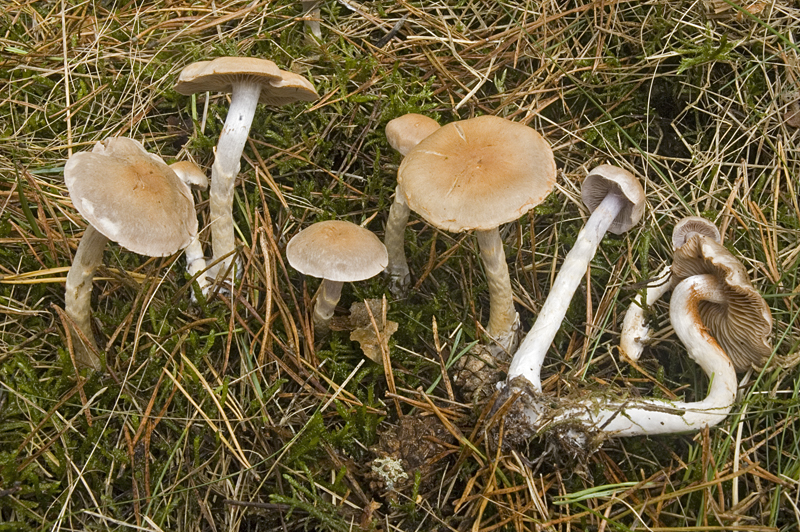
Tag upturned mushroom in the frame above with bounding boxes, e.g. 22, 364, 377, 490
64, 137, 197, 370
286, 220, 388, 334
383, 113, 441, 294
506, 164, 645, 392
397, 115, 556, 351
175, 58, 319, 287
620, 216, 721, 362
503, 231, 772, 442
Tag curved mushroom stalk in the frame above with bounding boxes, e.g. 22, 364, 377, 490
619, 264, 672, 362
64, 225, 108, 371
508, 273, 738, 441
508, 190, 636, 392
301, 0, 322, 40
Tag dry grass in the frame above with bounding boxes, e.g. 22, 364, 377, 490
1, 0, 800, 530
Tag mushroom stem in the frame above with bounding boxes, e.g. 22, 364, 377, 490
620, 264, 672, 362
64, 224, 108, 370
515, 274, 738, 437
313, 278, 344, 332
184, 235, 210, 292
476, 227, 519, 351
384, 186, 411, 294
209, 80, 262, 283
301, 0, 322, 40
508, 191, 627, 391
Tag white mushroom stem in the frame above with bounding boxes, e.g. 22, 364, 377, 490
620, 264, 672, 362
184, 236, 210, 292
508, 191, 628, 391
209, 80, 262, 283
313, 278, 343, 332
515, 274, 738, 437
384, 186, 411, 294
301, 0, 322, 39
476, 227, 519, 351
64, 225, 108, 371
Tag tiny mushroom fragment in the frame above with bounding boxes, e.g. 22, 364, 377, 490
175, 57, 319, 287
503, 231, 772, 446
64, 137, 197, 370
506, 164, 645, 392
398, 115, 556, 351
286, 220, 388, 335
383, 113, 441, 294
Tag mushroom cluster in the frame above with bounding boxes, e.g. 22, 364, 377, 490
55, 52, 772, 466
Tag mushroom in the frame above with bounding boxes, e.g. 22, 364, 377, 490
170, 161, 210, 293
301, 0, 322, 40
286, 220, 388, 334
505, 233, 772, 442
64, 137, 197, 370
397, 115, 556, 351
620, 216, 720, 362
175, 58, 319, 287
383, 113, 441, 294
506, 164, 645, 392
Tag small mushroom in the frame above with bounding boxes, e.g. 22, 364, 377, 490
286, 220, 388, 334
301, 0, 322, 40
507, 164, 645, 392
398, 115, 556, 351
175, 58, 319, 287
64, 138, 197, 370
170, 161, 210, 293
383, 113, 441, 294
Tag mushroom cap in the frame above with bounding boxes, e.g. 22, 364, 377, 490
175, 57, 318, 105
581, 165, 645, 234
672, 234, 772, 371
672, 216, 720, 249
385, 113, 441, 156
286, 220, 388, 283
65, 137, 197, 257
170, 161, 208, 191
397, 115, 557, 232
262, 70, 319, 106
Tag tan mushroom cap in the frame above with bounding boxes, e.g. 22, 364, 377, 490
65, 137, 197, 257
175, 57, 318, 105
672, 216, 720, 249
386, 113, 441, 156
286, 220, 388, 283
170, 161, 208, 190
672, 234, 772, 371
581, 164, 645, 235
397, 115, 556, 232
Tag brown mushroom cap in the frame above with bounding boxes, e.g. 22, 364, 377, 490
672, 234, 772, 370
385, 114, 441, 156
672, 216, 720, 249
286, 220, 388, 283
397, 115, 556, 232
175, 57, 318, 105
65, 137, 197, 257
581, 164, 645, 235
